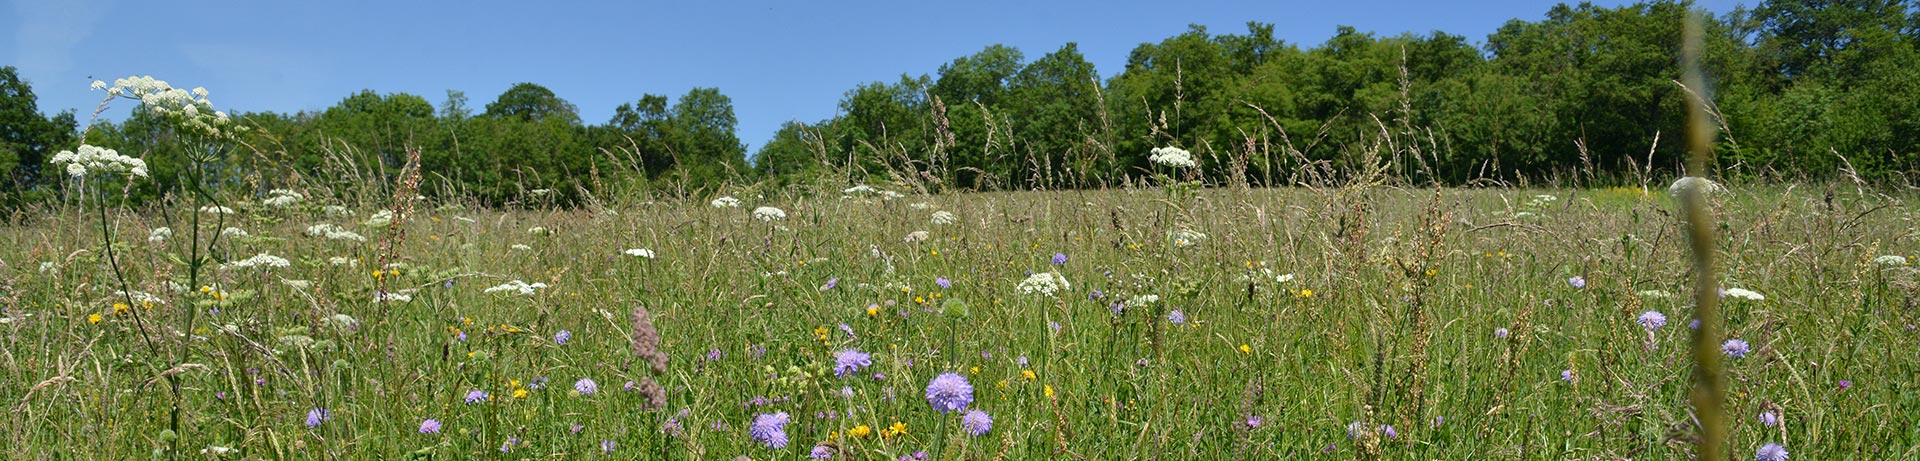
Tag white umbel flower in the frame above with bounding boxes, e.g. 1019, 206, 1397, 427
223, 253, 291, 270
711, 196, 742, 208
484, 280, 548, 296
1722, 287, 1765, 301
50, 144, 148, 178
1149, 147, 1197, 169
263, 189, 304, 207
1667, 176, 1726, 198
200, 205, 235, 214
1872, 255, 1908, 266
305, 223, 367, 242
753, 206, 787, 222
148, 227, 172, 244
219, 227, 248, 239
930, 211, 958, 226
624, 248, 656, 258
1017, 272, 1072, 297
1170, 229, 1207, 248
904, 230, 930, 243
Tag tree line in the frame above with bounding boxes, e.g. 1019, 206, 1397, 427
2, 0, 1915, 207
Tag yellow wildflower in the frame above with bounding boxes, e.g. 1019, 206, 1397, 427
885, 421, 907, 438
849, 425, 872, 437
87, 313, 102, 324
1021, 370, 1036, 381
1238, 344, 1252, 354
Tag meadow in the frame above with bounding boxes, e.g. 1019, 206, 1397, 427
1, 179, 1915, 460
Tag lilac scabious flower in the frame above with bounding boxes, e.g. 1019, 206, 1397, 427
962, 409, 993, 435
1756, 443, 1788, 461
1759, 411, 1779, 427
1723, 339, 1751, 358
600, 440, 616, 454
1561, 369, 1576, 382
707, 348, 725, 361
1016, 355, 1029, 367
1494, 327, 1510, 339
1689, 318, 1702, 329
1380, 425, 1397, 439
835, 349, 873, 378
305, 408, 329, 428
1167, 309, 1187, 325
936, 276, 951, 289
810, 444, 835, 459
925, 372, 975, 413
749, 412, 791, 448
554, 329, 571, 345
838, 323, 855, 339
575, 378, 599, 395
821, 277, 838, 291
1568, 276, 1586, 289
1837, 380, 1851, 390
1052, 252, 1068, 265
419, 419, 442, 434
465, 389, 488, 404
1244, 415, 1263, 429
1088, 289, 1104, 301
1638, 311, 1667, 331
529, 376, 550, 389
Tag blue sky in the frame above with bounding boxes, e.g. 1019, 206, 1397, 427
7, 0, 1744, 153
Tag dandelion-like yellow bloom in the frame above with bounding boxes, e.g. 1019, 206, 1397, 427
885, 421, 907, 438
866, 306, 880, 317
512, 389, 528, 399
1044, 385, 1055, 398
814, 326, 829, 341
112, 303, 129, 315
969, 366, 980, 375
849, 425, 872, 437
87, 313, 102, 324
1238, 344, 1252, 354
1021, 370, 1036, 381
930, 249, 939, 256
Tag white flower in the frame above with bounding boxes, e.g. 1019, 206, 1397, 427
930, 211, 958, 226
281, 279, 313, 290
219, 227, 248, 239
363, 210, 393, 227
148, 227, 173, 244
263, 189, 304, 207
711, 196, 741, 208
484, 280, 548, 296
878, 190, 904, 200
511, 244, 533, 251
527, 226, 549, 235
1170, 229, 1207, 248
753, 206, 787, 222
322, 313, 358, 331
50, 144, 148, 179
1125, 294, 1159, 309
909, 202, 932, 210
904, 230, 930, 243
327, 256, 353, 266
90, 80, 107, 91
843, 185, 876, 195
1636, 289, 1674, 299
222, 253, 290, 270
1149, 146, 1197, 169
200, 205, 234, 214
1275, 273, 1296, 283
1017, 272, 1072, 297
374, 290, 413, 303
624, 248, 656, 258
305, 223, 366, 242
1872, 255, 1908, 266
200, 445, 232, 456
1668, 176, 1727, 198
323, 205, 353, 217
1722, 287, 1765, 301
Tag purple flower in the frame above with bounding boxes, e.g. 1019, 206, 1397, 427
1494, 327, 1509, 339
1167, 309, 1186, 325
418, 418, 442, 434
1244, 415, 1263, 429
575, 378, 598, 395
500, 437, 520, 453
465, 389, 488, 404
600, 440, 616, 454
925, 372, 975, 413
1690, 318, 1702, 329
750, 344, 767, 360
835, 349, 872, 378
838, 323, 855, 339
1723, 339, 1751, 358
1088, 289, 1104, 301
1049, 321, 1061, 332
962, 409, 993, 435
810, 444, 835, 459
912, 451, 929, 460
1838, 379, 1852, 390
1052, 253, 1068, 265
305, 408, 329, 428
554, 329, 571, 345
1756, 443, 1788, 461
936, 277, 951, 289
821, 278, 838, 291
1561, 369, 1576, 382
1568, 276, 1586, 289
1380, 424, 1397, 439
1638, 311, 1667, 331
707, 348, 725, 361
1016, 355, 1029, 367
529, 376, 550, 389
749, 412, 791, 448
1759, 411, 1779, 427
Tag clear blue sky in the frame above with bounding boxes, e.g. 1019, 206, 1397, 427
7, 0, 1744, 154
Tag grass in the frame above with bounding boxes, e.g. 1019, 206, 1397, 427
1, 183, 1915, 459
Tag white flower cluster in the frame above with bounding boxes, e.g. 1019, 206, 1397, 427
624, 248, 656, 258
219, 227, 248, 239
327, 256, 354, 266
711, 196, 742, 208
1170, 228, 1207, 248
484, 280, 548, 296
323, 205, 353, 217
511, 244, 533, 251
843, 185, 876, 195
909, 202, 932, 210
263, 189, 304, 208
148, 227, 172, 244
50, 144, 148, 179
374, 290, 414, 303
200, 205, 235, 214
753, 206, 787, 222
100, 76, 236, 138
1722, 287, 1766, 301
1667, 176, 1727, 198
903, 230, 930, 243
363, 210, 394, 227
1871, 255, 1908, 266
1017, 272, 1072, 297
1149, 146, 1196, 169
930, 210, 958, 226
527, 226, 550, 235
1125, 294, 1160, 309
305, 223, 367, 242
223, 253, 291, 270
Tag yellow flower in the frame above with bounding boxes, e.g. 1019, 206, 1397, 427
849, 425, 872, 437
866, 306, 880, 317
1295, 289, 1314, 299
1021, 370, 1036, 381
814, 325, 829, 341
1424, 269, 1437, 277
969, 366, 979, 375
930, 249, 939, 256
1044, 385, 1055, 398
1238, 344, 1252, 354
885, 421, 907, 438
996, 379, 1009, 389
512, 389, 528, 399
914, 296, 926, 305
112, 303, 129, 315
87, 313, 102, 324
371, 270, 383, 279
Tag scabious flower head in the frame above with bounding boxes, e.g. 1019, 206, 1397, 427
1245, 415, 1263, 429
464, 389, 488, 404
554, 330, 571, 345
1568, 276, 1586, 289
1638, 311, 1667, 331
834, 349, 872, 378
1346, 421, 1369, 440
810, 445, 835, 459
1149, 146, 1197, 168
1561, 369, 1576, 382
1755, 443, 1788, 461
925, 372, 974, 413
1759, 411, 1779, 427
1494, 327, 1510, 339
936, 277, 951, 289
749, 412, 791, 448
305, 408, 329, 428
418, 419, 442, 433
1051, 253, 1068, 265
1380, 425, 1397, 439
1167, 309, 1186, 325
962, 409, 993, 436
1723, 339, 1751, 358
574, 378, 598, 395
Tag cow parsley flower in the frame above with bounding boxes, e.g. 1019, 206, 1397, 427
50, 144, 148, 179
148, 227, 172, 244
753, 206, 787, 221
1149, 146, 1196, 168
711, 196, 741, 208
1872, 255, 1908, 266
484, 280, 548, 296
305, 224, 366, 242
263, 189, 304, 207
1017, 272, 1071, 297
624, 248, 655, 258
222, 253, 291, 270
1170, 229, 1206, 248
1722, 288, 1766, 301
904, 230, 930, 242
930, 210, 958, 225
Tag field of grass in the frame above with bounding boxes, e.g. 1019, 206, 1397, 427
1, 183, 1915, 459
